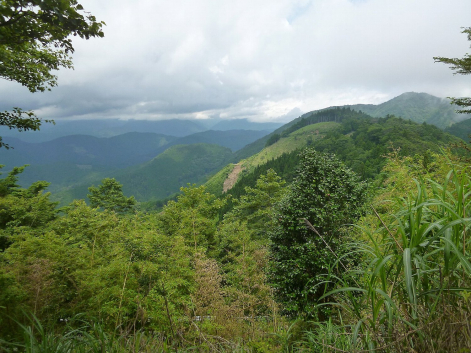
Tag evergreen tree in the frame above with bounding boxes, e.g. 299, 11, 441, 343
434, 27, 471, 113
269, 149, 367, 318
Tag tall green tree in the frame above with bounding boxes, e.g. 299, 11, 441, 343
434, 27, 471, 114
158, 185, 225, 254
0, 0, 105, 147
269, 149, 367, 318
0, 165, 57, 251
224, 169, 286, 241
87, 178, 136, 214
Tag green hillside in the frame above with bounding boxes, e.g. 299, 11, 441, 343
243, 122, 340, 172
53, 143, 233, 205
3, 130, 268, 194
156, 129, 269, 152
348, 92, 463, 129
207, 111, 462, 199
204, 122, 339, 195
228, 93, 463, 181
445, 118, 471, 141
232, 107, 368, 161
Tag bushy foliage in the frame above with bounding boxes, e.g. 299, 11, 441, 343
158, 185, 225, 254
87, 177, 136, 213
0, 181, 286, 349
0, 166, 57, 251
223, 169, 286, 241
269, 149, 368, 318
309, 154, 471, 352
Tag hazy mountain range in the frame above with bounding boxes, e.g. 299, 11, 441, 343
1, 91, 469, 206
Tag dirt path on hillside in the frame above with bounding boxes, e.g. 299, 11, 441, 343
223, 164, 244, 193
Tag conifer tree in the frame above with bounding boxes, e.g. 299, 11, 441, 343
434, 27, 471, 114
269, 149, 367, 318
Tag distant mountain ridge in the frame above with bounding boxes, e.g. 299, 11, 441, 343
54, 143, 233, 205
3, 129, 274, 195
156, 129, 270, 152
0, 133, 175, 168
0, 118, 283, 143
206, 109, 461, 199
346, 92, 463, 129
232, 92, 468, 162
2, 91, 468, 207
210, 119, 282, 131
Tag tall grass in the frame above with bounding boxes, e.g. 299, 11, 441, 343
0, 313, 177, 353
315, 166, 471, 352
0, 312, 287, 352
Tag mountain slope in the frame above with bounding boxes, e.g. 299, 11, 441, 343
348, 92, 462, 129
0, 132, 175, 168
232, 93, 465, 164
0, 118, 208, 143
206, 110, 462, 197
158, 129, 270, 152
205, 121, 341, 195
53, 143, 233, 204
3, 129, 268, 193
444, 118, 471, 141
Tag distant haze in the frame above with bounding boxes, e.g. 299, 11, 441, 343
0, 0, 470, 122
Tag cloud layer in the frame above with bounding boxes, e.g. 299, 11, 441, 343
1, 0, 470, 122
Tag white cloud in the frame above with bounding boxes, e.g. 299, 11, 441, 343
0, 0, 470, 122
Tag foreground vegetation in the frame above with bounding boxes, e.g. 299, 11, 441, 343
1, 143, 471, 352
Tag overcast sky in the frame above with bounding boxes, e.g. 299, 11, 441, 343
2, 0, 471, 122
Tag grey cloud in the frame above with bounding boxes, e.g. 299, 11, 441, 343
0, 0, 470, 122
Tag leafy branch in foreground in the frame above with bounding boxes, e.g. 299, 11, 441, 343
0, 0, 105, 93
0, 0, 104, 147
0, 108, 54, 149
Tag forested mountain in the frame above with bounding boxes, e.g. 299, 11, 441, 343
3, 97, 464, 207
208, 109, 461, 205
0, 118, 209, 142
0, 133, 175, 168
0, 117, 284, 143
347, 92, 462, 129
156, 129, 270, 152
2, 129, 272, 193
445, 117, 471, 141
53, 143, 233, 204
231, 92, 466, 163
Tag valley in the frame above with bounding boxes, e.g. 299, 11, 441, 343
1, 92, 467, 207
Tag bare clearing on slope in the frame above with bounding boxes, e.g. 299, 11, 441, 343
223, 164, 244, 192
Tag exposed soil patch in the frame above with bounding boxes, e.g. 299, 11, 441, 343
223, 163, 244, 193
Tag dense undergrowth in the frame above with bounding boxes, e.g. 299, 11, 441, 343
1, 148, 471, 352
